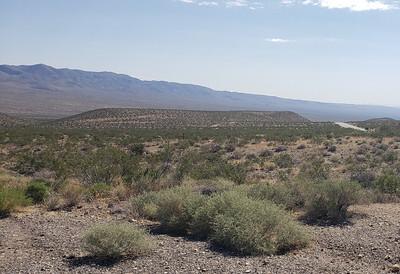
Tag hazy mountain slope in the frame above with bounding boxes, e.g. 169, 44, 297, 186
49, 108, 309, 129
1, 64, 399, 121
0, 112, 29, 127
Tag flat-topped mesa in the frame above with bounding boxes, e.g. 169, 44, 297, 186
50, 108, 310, 129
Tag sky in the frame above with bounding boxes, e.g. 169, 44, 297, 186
0, 0, 399, 107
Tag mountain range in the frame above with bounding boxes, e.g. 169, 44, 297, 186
0, 64, 399, 121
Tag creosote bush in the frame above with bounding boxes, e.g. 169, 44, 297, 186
46, 194, 62, 211
206, 191, 309, 255
132, 186, 309, 255
349, 164, 376, 188
155, 187, 204, 234
85, 183, 112, 201
82, 223, 154, 259
245, 182, 306, 210
299, 157, 330, 181
175, 151, 247, 184
61, 182, 84, 208
273, 153, 294, 168
133, 186, 205, 234
304, 181, 361, 224
374, 170, 400, 194
131, 191, 161, 220
0, 186, 31, 217
130, 143, 145, 156
78, 147, 125, 185
25, 180, 50, 204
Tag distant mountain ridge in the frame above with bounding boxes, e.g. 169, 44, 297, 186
1, 64, 399, 121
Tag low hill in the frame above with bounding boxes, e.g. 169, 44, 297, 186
352, 118, 400, 136
50, 108, 310, 129
1, 64, 400, 121
354, 118, 399, 127
363, 118, 397, 124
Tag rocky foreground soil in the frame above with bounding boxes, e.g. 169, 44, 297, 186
0, 203, 399, 274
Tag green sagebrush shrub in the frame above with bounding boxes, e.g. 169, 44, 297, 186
192, 190, 309, 255
25, 180, 50, 204
85, 182, 112, 201
132, 186, 308, 255
245, 182, 306, 210
374, 170, 400, 194
175, 152, 247, 184
81, 223, 154, 259
0, 186, 31, 217
299, 157, 330, 181
304, 181, 361, 224
78, 147, 126, 185
131, 186, 205, 234
273, 153, 294, 168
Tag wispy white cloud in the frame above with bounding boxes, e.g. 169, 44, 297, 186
176, 0, 398, 11
287, 0, 398, 11
265, 38, 294, 43
264, 37, 348, 45
176, 0, 264, 9
198, 1, 219, 6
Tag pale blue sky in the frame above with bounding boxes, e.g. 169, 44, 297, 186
0, 0, 399, 106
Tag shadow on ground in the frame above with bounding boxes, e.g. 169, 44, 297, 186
66, 255, 121, 268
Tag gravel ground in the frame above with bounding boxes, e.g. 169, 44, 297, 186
0, 203, 399, 274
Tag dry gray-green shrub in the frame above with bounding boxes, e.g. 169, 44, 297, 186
304, 181, 361, 224
193, 190, 309, 255
61, 183, 83, 208
374, 170, 400, 195
246, 182, 305, 210
0, 186, 31, 217
299, 156, 330, 181
273, 153, 294, 168
81, 223, 154, 259
45, 194, 62, 211
131, 186, 205, 234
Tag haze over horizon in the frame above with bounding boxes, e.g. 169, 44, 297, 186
1, 0, 399, 107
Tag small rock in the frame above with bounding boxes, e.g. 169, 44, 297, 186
109, 206, 125, 215
390, 264, 400, 273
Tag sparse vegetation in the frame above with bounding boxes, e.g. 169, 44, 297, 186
1, 118, 399, 267
299, 156, 330, 180
78, 147, 125, 185
273, 153, 294, 168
